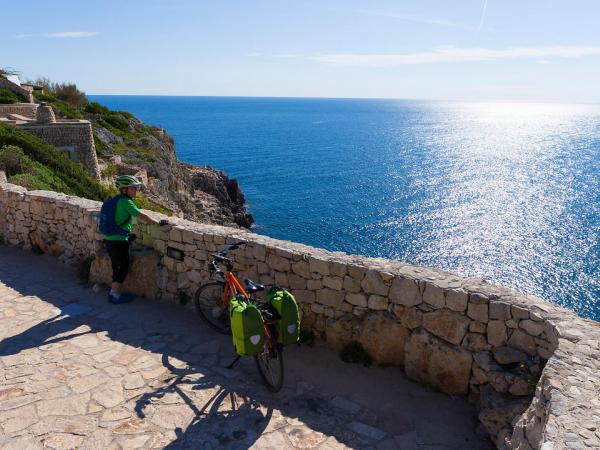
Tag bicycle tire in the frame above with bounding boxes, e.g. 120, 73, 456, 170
194, 281, 231, 335
254, 345, 284, 392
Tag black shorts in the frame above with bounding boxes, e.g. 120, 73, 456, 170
104, 240, 130, 283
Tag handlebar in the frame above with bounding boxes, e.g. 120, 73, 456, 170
207, 241, 247, 276
222, 241, 247, 254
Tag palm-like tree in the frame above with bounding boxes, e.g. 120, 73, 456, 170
0, 68, 20, 79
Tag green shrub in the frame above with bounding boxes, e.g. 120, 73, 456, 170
33, 92, 82, 119
84, 102, 110, 115
0, 124, 110, 200
104, 113, 131, 132
340, 341, 373, 367
101, 163, 118, 178
0, 89, 25, 104
0, 145, 27, 174
134, 193, 173, 216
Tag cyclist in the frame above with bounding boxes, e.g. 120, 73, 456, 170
104, 175, 169, 303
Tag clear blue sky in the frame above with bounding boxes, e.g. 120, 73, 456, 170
3, 0, 600, 102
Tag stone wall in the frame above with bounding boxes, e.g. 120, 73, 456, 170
18, 121, 101, 179
0, 103, 38, 120
0, 78, 34, 103
0, 181, 598, 449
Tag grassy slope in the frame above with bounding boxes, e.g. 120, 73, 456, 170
0, 92, 172, 214
0, 124, 110, 200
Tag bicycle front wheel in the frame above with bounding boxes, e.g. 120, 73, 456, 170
194, 281, 231, 335
254, 345, 284, 392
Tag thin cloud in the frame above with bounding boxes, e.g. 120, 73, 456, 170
14, 31, 99, 39
313, 46, 600, 66
45, 31, 99, 38
355, 8, 458, 28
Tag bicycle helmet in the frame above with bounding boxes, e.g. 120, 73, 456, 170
115, 175, 142, 189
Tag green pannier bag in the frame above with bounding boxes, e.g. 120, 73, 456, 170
266, 288, 300, 345
229, 296, 265, 356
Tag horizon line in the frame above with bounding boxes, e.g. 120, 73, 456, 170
86, 93, 600, 106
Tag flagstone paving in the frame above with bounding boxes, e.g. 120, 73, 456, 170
0, 247, 491, 449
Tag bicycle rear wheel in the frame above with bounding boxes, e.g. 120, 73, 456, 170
254, 344, 284, 392
194, 281, 231, 335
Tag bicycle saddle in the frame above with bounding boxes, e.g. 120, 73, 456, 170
244, 278, 265, 293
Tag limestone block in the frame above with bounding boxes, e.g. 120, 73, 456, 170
325, 316, 356, 351
368, 295, 388, 311
316, 289, 345, 308
404, 328, 473, 395
330, 261, 347, 277
323, 276, 343, 291
446, 289, 468, 312
309, 257, 330, 275
422, 283, 445, 309
288, 273, 307, 290
519, 320, 544, 337
186, 270, 203, 284
347, 264, 366, 280
511, 305, 530, 320
470, 324, 489, 338
274, 271, 288, 286
358, 313, 409, 366
389, 277, 421, 307
89, 247, 160, 299
169, 229, 182, 242
422, 309, 470, 345
343, 276, 361, 293
393, 305, 423, 330
462, 333, 489, 352
488, 320, 508, 347
311, 303, 324, 314
267, 253, 290, 272
306, 279, 323, 290
252, 244, 266, 262
467, 302, 489, 323
493, 346, 527, 365
490, 301, 511, 320
361, 270, 389, 296
183, 256, 202, 270
257, 262, 269, 274
346, 293, 367, 307
291, 260, 310, 278
260, 275, 274, 285
508, 329, 537, 355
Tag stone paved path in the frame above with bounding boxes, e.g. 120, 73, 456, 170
0, 247, 491, 449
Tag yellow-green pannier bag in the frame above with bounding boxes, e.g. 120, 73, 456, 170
266, 287, 300, 345
229, 296, 265, 356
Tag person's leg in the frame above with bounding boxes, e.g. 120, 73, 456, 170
106, 241, 130, 295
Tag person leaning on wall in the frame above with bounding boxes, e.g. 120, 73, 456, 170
100, 175, 169, 304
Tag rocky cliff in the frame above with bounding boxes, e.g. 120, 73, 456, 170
91, 113, 253, 228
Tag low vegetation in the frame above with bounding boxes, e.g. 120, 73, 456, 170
0, 72, 175, 215
0, 125, 110, 200
340, 341, 373, 367
0, 88, 25, 104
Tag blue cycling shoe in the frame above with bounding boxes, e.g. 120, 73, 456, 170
108, 292, 134, 304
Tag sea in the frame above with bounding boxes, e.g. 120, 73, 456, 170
89, 96, 600, 321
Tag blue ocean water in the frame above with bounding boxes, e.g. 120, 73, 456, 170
89, 96, 600, 320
